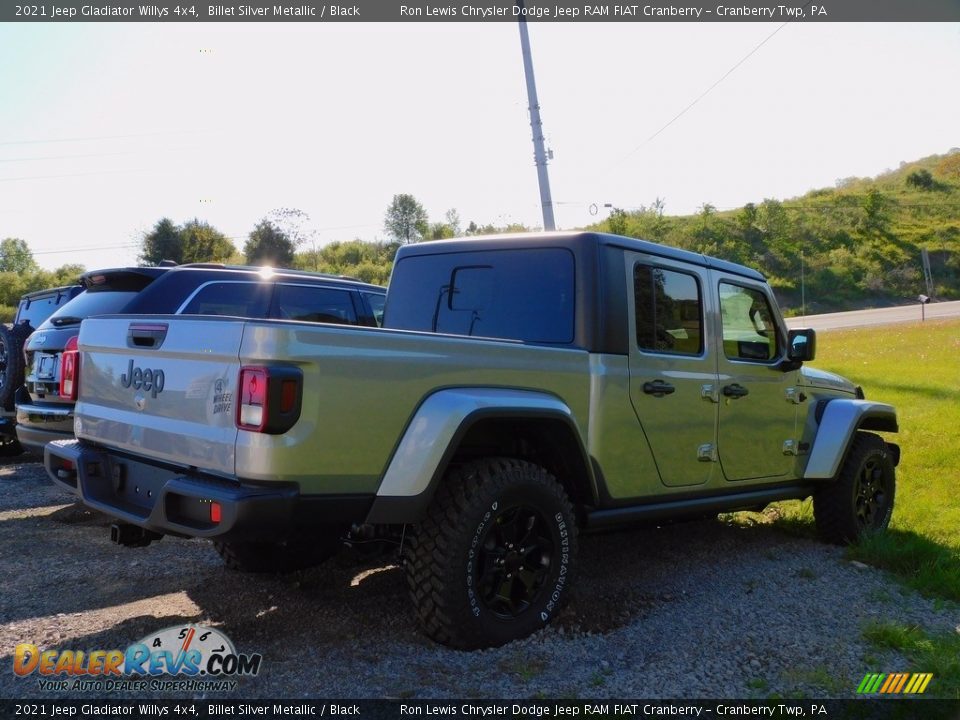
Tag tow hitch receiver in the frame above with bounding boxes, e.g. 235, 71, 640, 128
110, 523, 163, 548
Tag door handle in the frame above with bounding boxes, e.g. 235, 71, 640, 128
643, 380, 676, 397
722, 383, 749, 399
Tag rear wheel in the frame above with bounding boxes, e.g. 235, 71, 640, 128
0, 324, 28, 411
814, 431, 895, 544
405, 457, 577, 649
213, 529, 344, 573
0, 434, 23, 458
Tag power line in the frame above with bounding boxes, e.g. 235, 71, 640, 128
0, 130, 199, 147
605, 5, 814, 174
31, 243, 141, 256
0, 151, 133, 164
639, 22, 792, 149
0, 168, 160, 183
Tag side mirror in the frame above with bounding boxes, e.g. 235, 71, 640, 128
787, 328, 816, 362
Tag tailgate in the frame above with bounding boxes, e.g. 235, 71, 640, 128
75, 317, 245, 477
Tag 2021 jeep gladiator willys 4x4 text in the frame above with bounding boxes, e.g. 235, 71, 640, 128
46, 232, 900, 648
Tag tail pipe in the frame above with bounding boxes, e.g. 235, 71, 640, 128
110, 523, 163, 548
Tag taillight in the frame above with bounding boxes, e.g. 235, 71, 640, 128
236, 366, 302, 434
60, 335, 80, 400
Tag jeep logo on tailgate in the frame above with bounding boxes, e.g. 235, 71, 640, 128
120, 359, 165, 398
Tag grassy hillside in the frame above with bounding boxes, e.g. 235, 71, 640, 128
587, 151, 960, 314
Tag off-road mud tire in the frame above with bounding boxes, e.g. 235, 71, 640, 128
814, 431, 895, 545
405, 457, 577, 649
0, 323, 29, 411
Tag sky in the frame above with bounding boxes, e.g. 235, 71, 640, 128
0, 21, 958, 271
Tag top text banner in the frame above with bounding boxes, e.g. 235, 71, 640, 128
3, 0, 960, 22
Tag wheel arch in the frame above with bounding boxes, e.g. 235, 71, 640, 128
804, 399, 899, 480
364, 388, 596, 525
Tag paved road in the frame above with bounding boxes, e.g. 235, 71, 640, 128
785, 299, 960, 331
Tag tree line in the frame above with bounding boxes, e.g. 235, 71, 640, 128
0, 196, 531, 320
5, 150, 958, 320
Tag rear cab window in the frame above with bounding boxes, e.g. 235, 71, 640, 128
386, 248, 575, 343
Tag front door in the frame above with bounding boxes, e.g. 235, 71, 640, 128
714, 277, 800, 482
626, 253, 718, 488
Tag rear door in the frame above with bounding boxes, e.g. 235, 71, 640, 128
626, 252, 719, 487
713, 276, 800, 481
75, 317, 245, 478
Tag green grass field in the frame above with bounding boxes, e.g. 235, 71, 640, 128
772, 318, 960, 599
764, 318, 960, 697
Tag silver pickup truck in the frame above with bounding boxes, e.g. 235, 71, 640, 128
46, 232, 900, 648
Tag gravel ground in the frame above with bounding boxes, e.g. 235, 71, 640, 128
1, 453, 956, 700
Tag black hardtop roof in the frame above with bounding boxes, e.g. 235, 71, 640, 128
395, 231, 765, 282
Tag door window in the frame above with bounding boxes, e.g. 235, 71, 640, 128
273, 284, 358, 325
719, 283, 779, 362
180, 282, 271, 318
363, 292, 386, 326
633, 264, 703, 356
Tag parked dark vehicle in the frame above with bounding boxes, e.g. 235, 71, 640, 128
16, 264, 385, 452
0, 284, 83, 456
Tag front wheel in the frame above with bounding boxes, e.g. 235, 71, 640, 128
814, 431, 896, 544
405, 457, 577, 649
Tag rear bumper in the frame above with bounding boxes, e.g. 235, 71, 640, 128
45, 440, 373, 540
15, 397, 74, 450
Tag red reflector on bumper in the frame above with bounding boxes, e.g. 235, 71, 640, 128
210, 502, 222, 523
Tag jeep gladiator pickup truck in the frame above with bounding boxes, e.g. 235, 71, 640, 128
46, 232, 900, 648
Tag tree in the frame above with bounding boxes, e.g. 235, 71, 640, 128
0, 238, 39, 274
384, 194, 428, 245
139, 218, 183, 265
244, 220, 295, 267
179, 219, 234, 264
140, 218, 235, 265
607, 208, 629, 236
444, 209, 461, 237
267, 208, 314, 248
905, 169, 934, 190
860, 188, 891, 234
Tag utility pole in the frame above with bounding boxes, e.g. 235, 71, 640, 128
516, 0, 556, 231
